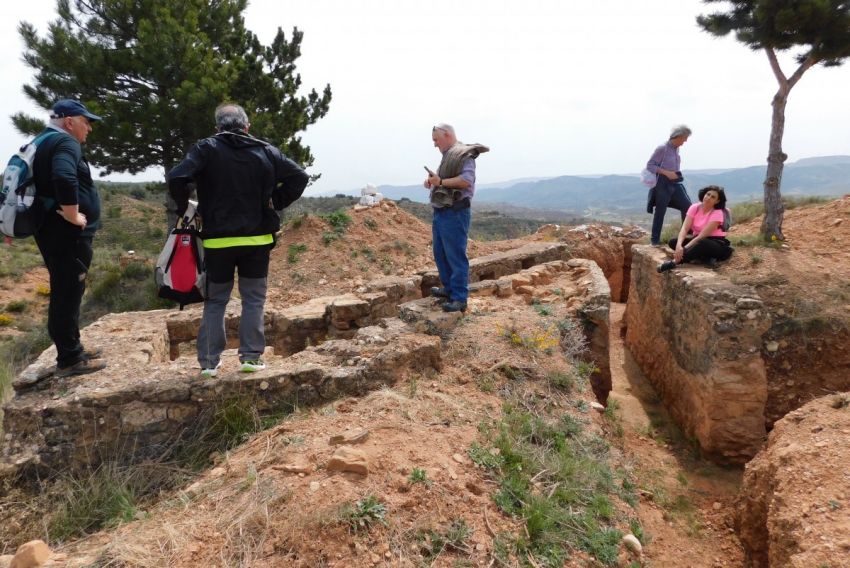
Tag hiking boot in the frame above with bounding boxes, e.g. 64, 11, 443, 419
239, 360, 266, 373
200, 362, 222, 378
55, 358, 107, 378
657, 260, 677, 273
430, 287, 449, 298
442, 300, 467, 313
82, 347, 104, 360
13, 347, 105, 390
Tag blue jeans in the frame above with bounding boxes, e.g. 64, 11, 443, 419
432, 206, 471, 302
651, 177, 691, 244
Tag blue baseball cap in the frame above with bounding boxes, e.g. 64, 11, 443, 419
50, 99, 102, 122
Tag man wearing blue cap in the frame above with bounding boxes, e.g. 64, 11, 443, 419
22, 99, 107, 384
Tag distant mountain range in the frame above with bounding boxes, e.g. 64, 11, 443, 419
327, 156, 850, 220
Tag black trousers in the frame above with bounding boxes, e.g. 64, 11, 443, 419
668, 236, 733, 264
34, 232, 93, 368
204, 244, 272, 283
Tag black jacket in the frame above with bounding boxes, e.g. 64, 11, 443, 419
168, 131, 309, 240
32, 128, 102, 238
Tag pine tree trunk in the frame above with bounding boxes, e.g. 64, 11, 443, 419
760, 88, 788, 240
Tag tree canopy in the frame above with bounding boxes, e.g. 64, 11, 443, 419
697, 0, 850, 239
13, 0, 332, 179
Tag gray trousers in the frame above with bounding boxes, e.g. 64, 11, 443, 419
197, 276, 268, 368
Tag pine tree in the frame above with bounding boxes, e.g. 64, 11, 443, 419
698, 0, 850, 240
14, 0, 331, 224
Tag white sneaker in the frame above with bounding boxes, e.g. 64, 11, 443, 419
200, 362, 221, 378
239, 360, 266, 373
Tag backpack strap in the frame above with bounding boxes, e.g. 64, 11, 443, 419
32, 130, 70, 209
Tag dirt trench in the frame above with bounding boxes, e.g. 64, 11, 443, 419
608, 302, 746, 567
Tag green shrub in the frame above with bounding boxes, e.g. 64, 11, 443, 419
732, 196, 831, 225
49, 463, 138, 540
287, 243, 307, 264
0, 314, 14, 327
288, 214, 307, 229
547, 371, 575, 392
339, 494, 387, 534
473, 402, 626, 566
408, 467, 429, 485
320, 210, 351, 232
416, 518, 473, 560
532, 300, 552, 317
364, 217, 378, 230
659, 221, 681, 244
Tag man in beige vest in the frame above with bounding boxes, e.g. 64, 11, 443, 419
423, 123, 488, 312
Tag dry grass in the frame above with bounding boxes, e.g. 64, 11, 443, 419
103, 523, 189, 568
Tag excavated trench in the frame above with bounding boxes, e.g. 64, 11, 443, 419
619, 244, 850, 567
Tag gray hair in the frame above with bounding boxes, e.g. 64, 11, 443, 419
49, 117, 65, 128
215, 103, 249, 132
669, 125, 692, 139
432, 122, 455, 136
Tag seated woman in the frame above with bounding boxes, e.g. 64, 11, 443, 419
657, 185, 733, 272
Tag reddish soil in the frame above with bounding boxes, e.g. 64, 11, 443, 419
4, 196, 850, 567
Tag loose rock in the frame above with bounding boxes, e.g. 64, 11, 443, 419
621, 534, 642, 555
10, 541, 51, 568
327, 446, 369, 476
329, 428, 370, 446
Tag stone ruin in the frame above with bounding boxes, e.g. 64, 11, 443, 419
625, 245, 850, 464
1, 243, 612, 477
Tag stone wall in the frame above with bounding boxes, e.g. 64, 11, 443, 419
419, 243, 570, 295
625, 245, 771, 463
2, 318, 439, 474
3, 242, 610, 476
165, 275, 424, 359
567, 259, 613, 406
560, 224, 644, 302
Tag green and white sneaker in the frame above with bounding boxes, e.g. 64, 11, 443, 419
239, 360, 266, 373
200, 362, 221, 378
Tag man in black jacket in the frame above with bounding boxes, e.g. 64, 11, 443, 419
168, 103, 308, 377
19, 99, 108, 385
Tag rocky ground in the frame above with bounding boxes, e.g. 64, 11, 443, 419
1, 195, 849, 566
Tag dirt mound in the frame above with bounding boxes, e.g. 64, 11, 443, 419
267, 201, 519, 307
725, 195, 850, 319
736, 393, 850, 568
721, 196, 850, 427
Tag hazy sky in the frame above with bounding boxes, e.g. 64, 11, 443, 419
1, 0, 848, 195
